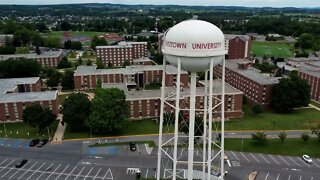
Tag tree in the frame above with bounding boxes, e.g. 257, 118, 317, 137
122, 60, 131, 67
252, 105, 263, 114
23, 104, 56, 131
88, 88, 128, 134
61, 93, 91, 131
46, 71, 61, 87
64, 40, 72, 49
71, 41, 82, 50
297, 33, 315, 49
278, 132, 287, 144
311, 129, 320, 141
86, 59, 92, 66
57, 56, 71, 69
96, 58, 105, 69
271, 71, 311, 113
61, 69, 74, 90
251, 132, 267, 144
15, 46, 29, 54
107, 62, 113, 69
301, 133, 310, 144
0, 58, 41, 78
44, 37, 61, 48
96, 77, 102, 88
91, 36, 108, 50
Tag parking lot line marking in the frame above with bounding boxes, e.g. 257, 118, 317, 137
269, 155, 280, 165
74, 166, 85, 180
311, 176, 313, 180
288, 174, 291, 180
45, 163, 61, 180
312, 161, 320, 168
300, 175, 302, 180
65, 165, 78, 180
146, 168, 149, 178
278, 155, 290, 166
0, 159, 8, 166
297, 157, 310, 167
287, 156, 300, 166
9, 162, 25, 179
18, 162, 38, 180
250, 153, 260, 163
27, 162, 46, 180
240, 152, 249, 162
1, 162, 16, 178
231, 151, 239, 161
102, 168, 112, 180
0, 160, 14, 174
55, 164, 69, 180
259, 154, 269, 164
93, 168, 101, 179
265, 172, 269, 180
276, 173, 280, 180
36, 163, 54, 180
84, 167, 93, 180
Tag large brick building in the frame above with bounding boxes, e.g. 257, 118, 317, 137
0, 34, 13, 47
0, 77, 59, 122
102, 80, 243, 120
225, 34, 251, 59
96, 41, 148, 67
278, 58, 320, 103
74, 65, 189, 90
0, 50, 63, 68
215, 59, 279, 106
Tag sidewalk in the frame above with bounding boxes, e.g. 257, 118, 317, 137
309, 104, 320, 111
51, 114, 66, 144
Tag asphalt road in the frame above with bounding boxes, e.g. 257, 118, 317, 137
0, 130, 319, 180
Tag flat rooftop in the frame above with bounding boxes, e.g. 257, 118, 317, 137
225, 34, 250, 41
96, 41, 147, 49
226, 59, 280, 85
0, 50, 63, 61
0, 77, 39, 94
283, 58, 320, 78
0, 91, 58, 103
102, 80, 242, 100
74, 65, 188, 76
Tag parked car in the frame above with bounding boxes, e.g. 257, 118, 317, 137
37, 139, 48, 148
29, 139, 40, 147
15, 159, 28, 168
302, 155, 312, 163
129, 142, 137, 151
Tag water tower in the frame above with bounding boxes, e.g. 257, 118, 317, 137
156, 20, 227, 180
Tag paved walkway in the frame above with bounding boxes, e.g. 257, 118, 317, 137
51, 114, 66, 144
309, 103, 320, 111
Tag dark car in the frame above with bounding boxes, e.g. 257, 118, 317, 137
29, 139, 40, 147
129, 142, 137, 151
15, 159, 28, 168
37, 139, 48, 148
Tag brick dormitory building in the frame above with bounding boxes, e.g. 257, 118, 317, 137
96, 41, 148, 67
0, 77, 59, 122
0, 50, 63, 68
74, 64, 244, 120
74, 64, 189, 90
215, 59, 280, 107
277, 58, 320, 103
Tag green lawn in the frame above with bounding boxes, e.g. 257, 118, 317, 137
0, 121, 58, 139
225, 138, 320, 157
145, 83, 162, 90
252, 41, 294, 58
58, 94, 69, 104
63, 119, 172, 139
42, 31, 107, 39
224, 105, 320, 131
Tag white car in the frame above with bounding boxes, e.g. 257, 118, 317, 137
302, 155, 312, 163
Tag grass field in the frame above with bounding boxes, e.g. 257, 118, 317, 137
42, 31, 107, 39
0, 121, 58, 139
225, 138, 320, 157
252, 41, 294, 58
225, 105, 320, 131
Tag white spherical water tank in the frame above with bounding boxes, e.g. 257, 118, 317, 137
162, 20, 227, 72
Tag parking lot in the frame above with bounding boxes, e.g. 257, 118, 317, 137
227, 151, 320, 180
0, 138, 30, 149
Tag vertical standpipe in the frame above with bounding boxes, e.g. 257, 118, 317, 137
187, 72, 197, 180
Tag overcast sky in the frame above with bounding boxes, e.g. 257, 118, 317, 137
0, 0, 319, 8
